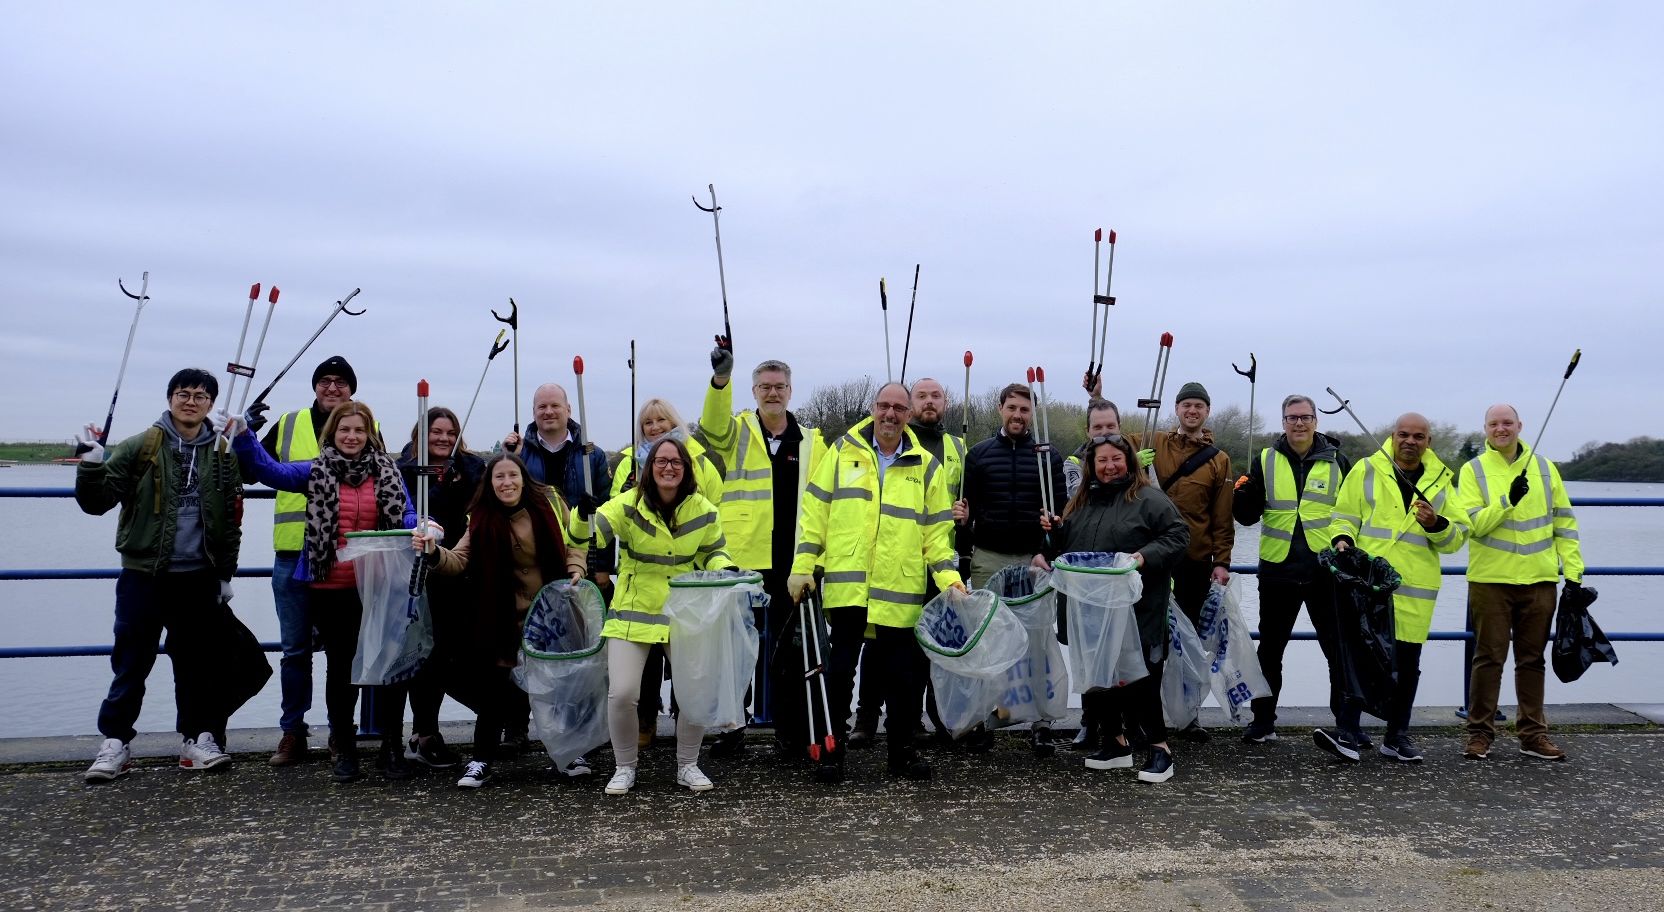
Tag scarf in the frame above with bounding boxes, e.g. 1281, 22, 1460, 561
624, 426, 690, 492
304, 445, 407, 581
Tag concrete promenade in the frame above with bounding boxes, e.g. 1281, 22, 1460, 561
2, 706, 1660, 911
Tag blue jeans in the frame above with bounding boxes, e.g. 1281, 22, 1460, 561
272, 553, 315, 735
98, 569, 225, 743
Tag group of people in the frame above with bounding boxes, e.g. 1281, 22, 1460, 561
74, 343, 1587, 793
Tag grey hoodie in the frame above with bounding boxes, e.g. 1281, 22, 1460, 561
156, 410, 216, 573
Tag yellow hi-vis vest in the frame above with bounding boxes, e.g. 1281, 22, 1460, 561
698, 381, 828, 571
1329, 444, 1467, 643
271, 409, 323, 551
1258, 447, 1341, 563
1454, 441, 1584, 585
580, 491, 734, 644
791, 418, 963, 628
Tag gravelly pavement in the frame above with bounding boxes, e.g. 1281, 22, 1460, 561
3, 727, 1660, 911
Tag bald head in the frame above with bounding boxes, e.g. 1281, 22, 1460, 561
1391, 412, 1432, 470
532, 383, 572, 442
871, 382, 912, 449
1484, 403, 1523, 456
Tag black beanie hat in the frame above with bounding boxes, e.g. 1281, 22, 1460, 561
1174, 381, 1210, 406
312, 355, 357, 393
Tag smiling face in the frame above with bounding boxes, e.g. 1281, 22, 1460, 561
426, 416, 458, 460
1000, 393, 1032, 437
1093, 443, 1129, 483
168, 385, 214, 432
1392, 413, 1432, 470
911, 379, 946, 425
333, 415, 369, 457
1175, 397, 1209, 433
640, 407, 674, 442
649, 440, 686, 495
752, 369, 791, 421
1282, 400, 1318, 451
1485, 404, 1522, 453
491, 459, 525, 507
533, 385, 570, 439
1087, 404, 1120, 438
314, 374, 353, 412
872, 383, 911, 448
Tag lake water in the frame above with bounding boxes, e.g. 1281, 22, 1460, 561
1, 465, 1658, 738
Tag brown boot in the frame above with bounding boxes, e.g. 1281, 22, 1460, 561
637, 719, 655, 750
1463, 732, 1492, 761
1520, 734, 1567, 761
269, 731, 308, 767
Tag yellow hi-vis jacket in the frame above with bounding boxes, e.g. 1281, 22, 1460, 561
271, 408, 323, 551
1329, 442, 1468, 644
1258, 446, 1343, 562
575, 490, 735, 644
698, 380, 828, 571
1454, 441, 1584, 585
792, 418, 962, 628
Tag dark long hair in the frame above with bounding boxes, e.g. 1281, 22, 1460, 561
403, 406, 468, 459
1062, 434, 1149, 518
466, 454, 570, 647
634, 437, 697, 530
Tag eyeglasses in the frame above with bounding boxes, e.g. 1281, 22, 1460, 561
316, 378, 351, 390
1283, 414, 1317, 425
171, 391, 213, 404
651, 457, 685, 469
754, 383, 789, 394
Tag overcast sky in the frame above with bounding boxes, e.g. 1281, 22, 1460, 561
3, 3, 1659, 460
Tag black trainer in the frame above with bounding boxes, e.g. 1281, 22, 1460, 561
1084, 739, 1133, 771
1174, 720, 1211, 743
377, 742, 413, 781
1242, 719, 1278, 744
964, 724, 995, 753
332, 752, 361, 784
1137, 746, 1175, 783
847, 727, 875, 750
1348, 729, 1375, 750
1379, 735, 1424, 763
406, 733, 461, 769
887, 752, 932, 781
1070, 725, 1100, 753
1313, 729, 1361, 763
709, 727, 747, 759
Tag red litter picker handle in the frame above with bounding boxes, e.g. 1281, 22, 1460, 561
573, 356, 585, 375
248, 283, 260, 300
964, 350, 973, 367
1161, 331, 1174, 347
269, 286, 280, 304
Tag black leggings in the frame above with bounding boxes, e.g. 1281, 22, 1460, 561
309, 587, 366, 752
1089, 658, 1167, 746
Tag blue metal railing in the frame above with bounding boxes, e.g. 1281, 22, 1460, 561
3, 488, 1662, 660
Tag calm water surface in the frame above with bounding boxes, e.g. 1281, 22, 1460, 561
1, 465, 1658, 738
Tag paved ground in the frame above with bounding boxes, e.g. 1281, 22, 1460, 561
2, 716, 1660, 911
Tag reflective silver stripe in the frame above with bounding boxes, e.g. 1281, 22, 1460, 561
1466, 456, 1490, 503
1500, 515, 1553, 532
832, 487, 874, 502
1331, 513, 1361, 527
1262, 449, 1279, 503
879, 503, 925, 523
1362, 463, 1377, 510
1302, 517, 1332, 529
929, 559, 957, 574
621, 504, 659, 537
796, 541, 824, 556
272, 511, 308, 525
1361, 526, 1430, 548
722, 489, 772, 502
1467, 506, 1484, 518
608, 609, 670, 626
1303, 492, 1338, 506
730, 424, 751, 486
1261, 527, 1293, 542
824, 570, 867, 585
696, 535, 728, 554
925, 509, 954, 524
1432, 490, 1448, 511
924, 458, 939, 491
868, 587, 927, 606
1554, 507, 1576, 518
733, 467, 770, 481
594, 512, 614, 541
804, 483, 832, 503
1397, 584, 1439, 602
673, 511, 718, 537
1265, 499, 1298, 511
1554, 529, 1580, 541
1477, 535, 1554, 556
622, 545, 681, 566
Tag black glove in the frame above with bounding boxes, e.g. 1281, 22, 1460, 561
1508, 473, 1529, 505
575, 492, 603, 520
244, 401, 272, 434
1564, 580, 1582, 592
710, 345, 735, 382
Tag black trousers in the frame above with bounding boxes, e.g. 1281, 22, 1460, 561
827, 605, 926, 761
309, 587, 369, 752
1337, 639, 1423, 738
1095, 658, 1168, 746
98, 569, 227, 744
1170, 558, 1215, 631
758, 569, 805, 745
1252, 573, 1347, 726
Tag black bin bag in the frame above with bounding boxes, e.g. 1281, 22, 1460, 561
1552, 583, 1618, 683
1319, 547, 1400, 721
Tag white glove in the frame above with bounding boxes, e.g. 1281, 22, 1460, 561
219, 581, 234, 604
414, 519, 445, 552
76, 424, 105, 464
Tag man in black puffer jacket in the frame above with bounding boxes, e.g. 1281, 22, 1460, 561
957, 383, 1066, 587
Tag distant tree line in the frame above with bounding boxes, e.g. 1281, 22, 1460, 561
1561, 437, 1664, 482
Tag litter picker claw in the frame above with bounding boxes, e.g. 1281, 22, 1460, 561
249, 288, 365, 408
82, 272, 152, 452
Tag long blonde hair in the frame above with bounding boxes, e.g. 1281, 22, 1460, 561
318, 401, 387, 453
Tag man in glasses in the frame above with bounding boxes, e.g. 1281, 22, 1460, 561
244, 355, 362, 766
77, 369, 246, 781
1231, 394, 1354, 745
698, 350, 828, 760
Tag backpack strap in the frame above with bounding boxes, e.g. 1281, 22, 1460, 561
1161, 445, 1220, 492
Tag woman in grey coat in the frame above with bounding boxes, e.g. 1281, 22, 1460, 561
1038, 434, 1189, 782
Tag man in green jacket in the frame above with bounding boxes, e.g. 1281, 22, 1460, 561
76, 368, 245, 782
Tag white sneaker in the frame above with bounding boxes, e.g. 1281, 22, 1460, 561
604, 766, 637, 795
676, 763, 714, 792
85, 738, 132, 783
456, 760, 491, 788
561, 757, 592, 778
180, 732, 231, 771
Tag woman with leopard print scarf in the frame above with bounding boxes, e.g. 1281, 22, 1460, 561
234, 401, 415, 785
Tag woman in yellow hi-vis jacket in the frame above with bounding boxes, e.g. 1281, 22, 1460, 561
574, 436, 735, 796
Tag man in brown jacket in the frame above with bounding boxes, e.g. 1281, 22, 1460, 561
1146, 381, 1235, 676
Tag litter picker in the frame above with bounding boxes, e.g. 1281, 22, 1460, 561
1321, 387, 1442, 502
573, 355, 596, 534
961, 350, 974, 439
491, 298, 521, 435
692, 184, 734, 353
799, 585, 837, 762
1136, 333, 1175, 483
629, 339, 639, 454
1085, 229, 1118, 391
444, 329, 509, 477
82, 272, 152, 452
1529, 349, 1582, 458
1233, 352, 1257, 472
880, 278, 893, 382
220, 284, 280, 450
900, 264, 920, 383
248, 288, 365, 407
411, 379, 431, 598
1028, 366, 1056, 520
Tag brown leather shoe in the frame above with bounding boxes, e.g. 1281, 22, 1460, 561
637, 720, 654, 751
269, 731, 308, 767
1463, 732, 1492, 761
1520, 734, 1567, 761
